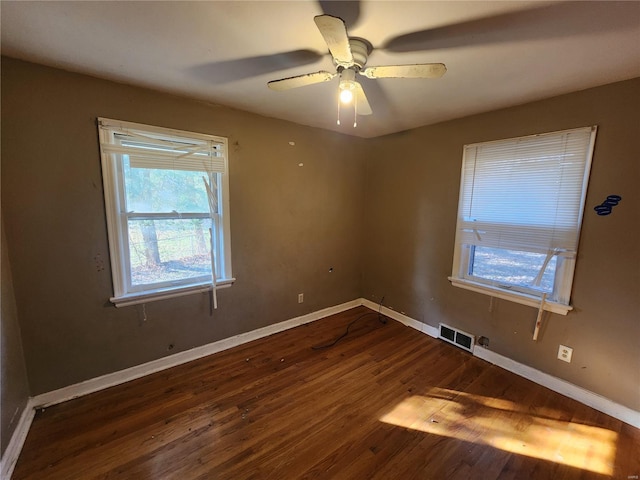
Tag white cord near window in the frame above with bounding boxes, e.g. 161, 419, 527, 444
203, 176, 219, 310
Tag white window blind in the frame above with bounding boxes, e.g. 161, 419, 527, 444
99, 120, 227, 174
450, 126, 597, 313
458, 127, 595, 255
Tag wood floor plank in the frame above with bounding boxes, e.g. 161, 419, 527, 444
13, 306, 639, 479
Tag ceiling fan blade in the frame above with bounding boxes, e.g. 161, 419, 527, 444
318, 0, 361, 28
383, 3, 640, 53
360, 63, 447, 79
268, 71, 336, 91
189, 50, 323, 85
354, 82, 372, 115
314, 15, 353, 65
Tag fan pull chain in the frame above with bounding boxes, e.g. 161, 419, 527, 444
353, 96, 358, 128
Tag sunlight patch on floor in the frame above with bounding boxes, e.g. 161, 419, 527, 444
379, 387, 617, 476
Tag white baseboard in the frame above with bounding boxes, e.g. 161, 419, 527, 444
32, 298, 363, 409
360, 299, 639, 429
473, 346, 640, 429
361, 299, 440, 337
1, 398, 36, 480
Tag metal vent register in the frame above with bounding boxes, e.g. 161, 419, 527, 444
439, 324, 474, 352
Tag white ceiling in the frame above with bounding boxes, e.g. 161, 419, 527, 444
2, 1, 639, 138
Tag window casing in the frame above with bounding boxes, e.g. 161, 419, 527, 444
449, 126, 597, 314
98, 118, 233, 307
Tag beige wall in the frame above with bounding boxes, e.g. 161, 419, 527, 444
1, 57, 365, 395
362, 78, 640, 411
2, 56, 638, 413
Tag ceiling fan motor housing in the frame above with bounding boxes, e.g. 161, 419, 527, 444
342, 38, 371, 70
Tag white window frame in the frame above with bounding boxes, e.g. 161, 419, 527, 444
98, 118, 233, 307
449, 126, 597, 315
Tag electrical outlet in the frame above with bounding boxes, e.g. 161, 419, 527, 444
558, 345, 573, 363
298, 293, 304, 304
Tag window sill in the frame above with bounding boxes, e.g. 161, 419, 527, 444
110, 278, 235, 308
448, 277, 572, 315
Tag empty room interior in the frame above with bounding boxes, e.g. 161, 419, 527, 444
1, 1, 639, 479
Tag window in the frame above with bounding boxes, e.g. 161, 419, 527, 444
98, 118, 233, 307
449, 126, 597, 314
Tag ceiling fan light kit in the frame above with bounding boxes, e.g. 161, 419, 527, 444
338, 68, 356, 105
267, 14, 447, 128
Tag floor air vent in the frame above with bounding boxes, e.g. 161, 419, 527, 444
439, 323, 475, 353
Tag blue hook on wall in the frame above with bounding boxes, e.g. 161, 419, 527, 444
594, 195, 622, 216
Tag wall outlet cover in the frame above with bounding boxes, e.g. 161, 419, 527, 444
558, 345, 573, 363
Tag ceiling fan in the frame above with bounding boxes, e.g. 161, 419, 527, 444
267, 14, 446, 126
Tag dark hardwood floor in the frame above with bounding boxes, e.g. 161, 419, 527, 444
13, 306, 639, 479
